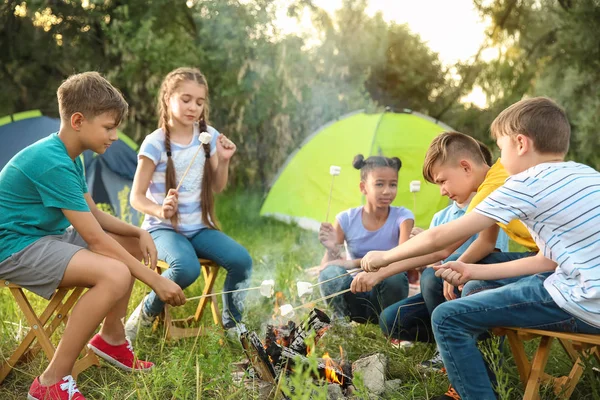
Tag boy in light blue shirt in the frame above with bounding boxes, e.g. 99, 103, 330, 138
431, 200, 509, 262
369, 140, 510, 370
377, 195, 509, 350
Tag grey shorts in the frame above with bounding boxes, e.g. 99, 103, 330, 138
0, 227, 88, 299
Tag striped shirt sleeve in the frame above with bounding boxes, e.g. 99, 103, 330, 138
474, 177, 536, 225
138, 135, 162, 165
207, 126, 219, 156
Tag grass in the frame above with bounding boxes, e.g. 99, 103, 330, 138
1, 191, 599, 399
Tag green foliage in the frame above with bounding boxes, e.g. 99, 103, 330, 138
479, 337, 515, 399
458, 0, 600, 168
0, 0, 457, 189
95, 202, 114, 215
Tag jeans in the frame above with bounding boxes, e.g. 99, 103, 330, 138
318, 265, 408, 323
379, 292, 435, 342
432, 273, 600, 400
380, 252, 537, 343
461, 252, 537, 297
143, 228, 253, 328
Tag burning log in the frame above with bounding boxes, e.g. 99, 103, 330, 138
240, 331, 276, 383
288, 308, 331, 355
240, 308, 352, 391
265, 321, 295, 349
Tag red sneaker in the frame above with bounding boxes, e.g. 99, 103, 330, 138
28, 375, 85, 400
87, 334, 153, 372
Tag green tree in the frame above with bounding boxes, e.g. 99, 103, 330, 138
468, 0, 600, 168
0, 0, 477, 188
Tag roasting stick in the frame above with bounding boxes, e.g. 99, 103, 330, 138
308, 287, 352, 304
187, 279, 274, 301
315, 268, 359, 285
325, 165, 341, 222
174, 131, 213, 192
409, 180, 420, 221
280, 288, 352, 318
296, 268, 360, 297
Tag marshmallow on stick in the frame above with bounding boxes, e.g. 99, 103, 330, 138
409, 180, 421, 193
259, 279, 275, 298
296, 281, 314, 297
280, 288, 352, 317
187, 279, 274, 301
175, 131, 212, 192
409, 180, 420, 221
325, 165, 341, 222
296, 269, 358, 297
279, 304, 295, 318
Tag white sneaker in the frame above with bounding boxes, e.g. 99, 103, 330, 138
225, 322, 248, 342
418, 352, 445, 373
125, 297, 155, 341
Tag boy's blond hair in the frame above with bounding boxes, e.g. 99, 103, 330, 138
57, 72, 128, 124
423, 131, 490, 184
491, 97, 570, 154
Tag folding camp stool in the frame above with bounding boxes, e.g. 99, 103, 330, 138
0, 280, 100, 384
154, 259, 223, 340
493, 327, 600, 400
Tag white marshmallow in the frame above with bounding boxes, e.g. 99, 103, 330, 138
329, 165, 341, 176
410, 180, 421, 193
296, 281, 314, 297
279, 304, 295, 318
199, 131, 212, 145
260, 279, 275, 298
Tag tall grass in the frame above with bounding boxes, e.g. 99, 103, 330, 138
0, 191, 598, 399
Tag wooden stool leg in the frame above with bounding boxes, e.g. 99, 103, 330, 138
72, 348, 101, 379
11, 288, 56, 361
208, 266, 222, 327
195, 265, 222, 327
559, 355, 584, 399
1, 285, 99, 384
0, 288, 69, 382
157, 259, 224, 340
523, 336, 554, 400
24, 288, 84, 361
506, 331, 531, 387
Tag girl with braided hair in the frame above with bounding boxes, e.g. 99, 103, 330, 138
317, 154, 413, 324
127, 67, 252, 339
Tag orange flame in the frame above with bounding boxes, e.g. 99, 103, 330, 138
323, 352, 342, 384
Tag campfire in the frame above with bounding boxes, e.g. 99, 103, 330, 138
238, 308, 353, 396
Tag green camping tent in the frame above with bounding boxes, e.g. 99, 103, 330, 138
260, 109, 453, 230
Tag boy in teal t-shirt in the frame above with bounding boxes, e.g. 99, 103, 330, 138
0, 72, 186, 400
0, 134, 89, 271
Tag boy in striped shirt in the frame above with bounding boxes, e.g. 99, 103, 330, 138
361, 97, 600, 400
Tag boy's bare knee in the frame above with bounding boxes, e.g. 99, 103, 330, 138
101, 260, 132, 295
